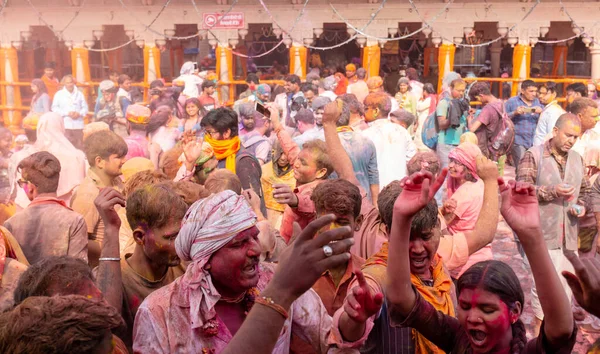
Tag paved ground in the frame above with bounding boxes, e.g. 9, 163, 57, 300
494, 166, 599, 352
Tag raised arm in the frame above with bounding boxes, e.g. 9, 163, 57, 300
94, 188, 126, 313
267, 103, 300, 165
500, 180, 574, 344
322, 100, 360, 186
462, 156, 500, 255
386, 170, 447, 315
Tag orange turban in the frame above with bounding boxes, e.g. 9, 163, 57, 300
346, 64, 356, 72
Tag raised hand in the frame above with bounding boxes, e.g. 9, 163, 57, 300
269, 215, 354, 301
322, 100, 343, 126
476, 155, 500, 182
500, 180, 541, 237
343, 270, 384, 323
395, 169, 448, 218
562, 252, 600, 318
442, 199, 457, 215
94, 188, 126, 231
272, 183, 298, 207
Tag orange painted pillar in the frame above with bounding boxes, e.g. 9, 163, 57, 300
437, 43, 455, 92
362, 45, 381, 79
511, 44, 531, 96
0, 47, 23, 133
551, 44, 568, 77
143, 45, 161, 101
70, 47, 92, 104
289, 45, 307, 80
216, 45, 234, 104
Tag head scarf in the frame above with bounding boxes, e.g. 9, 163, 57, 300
180, 62, 195, 76
36, 113, 86, 197
447, 142, 482, 197
346, 64, 356, 72
175, 190, 257, 329
271, 141, 291, 177
256, 84, 271, 96
121, 157, 154, 181
459, 132, 478, 145
334, 73, 349, 96
126, 104, 152, 125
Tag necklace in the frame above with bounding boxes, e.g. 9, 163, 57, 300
220, 291, 247, 304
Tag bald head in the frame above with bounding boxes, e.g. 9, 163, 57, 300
554, 113, 581, 130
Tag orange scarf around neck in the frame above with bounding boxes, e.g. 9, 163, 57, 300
363, 243, 455, 354
204, 135, 241, 173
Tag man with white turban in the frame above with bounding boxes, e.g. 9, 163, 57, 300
133, 190, 364, 353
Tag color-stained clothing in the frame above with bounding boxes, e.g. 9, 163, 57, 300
338, 130, 379, 201
71, 168, 124, 245
394, 92, 417, 116
198, 94, 218, 111
4, 197, 88, 264
363, 119, 416, 190
446, 179, 491, 278
332, 244, 456, 353
504, 95, 543, 148
312, 254, 365, 316
352, 189, 387, 260
280, 180, 323, 243
261, 162, 296, 229
120, 254, 186, 350
293, 127, 325, 148
133, 263, 355, 354
389, 288, 577, 354
124, 132, 150, 160
51, 87, 89, 130
517, 141, 590, 251
472, 100, 503, 158
0, 227, 28, 312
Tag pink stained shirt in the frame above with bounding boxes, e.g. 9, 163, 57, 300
132, 262, 360, 354
446, 179, 492, 278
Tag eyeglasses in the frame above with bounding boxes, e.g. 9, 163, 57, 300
17, 178, 30, 188
200, 128, 219, 138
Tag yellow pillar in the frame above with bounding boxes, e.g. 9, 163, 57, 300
143, 45, 161, 101
437, 43, 455, 93
70, 47, 91, 117
216, 45, 234, 105
362, 45, 381, 79
511, 44, 531, 96
289, 45, 307, 80
0, 47, 23, 134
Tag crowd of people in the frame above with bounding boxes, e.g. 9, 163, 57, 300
0, 58, 599, 354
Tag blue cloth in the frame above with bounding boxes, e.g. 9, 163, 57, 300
338, 131, 379, 200
436, 97, 466, 146
504, 95, 543, 148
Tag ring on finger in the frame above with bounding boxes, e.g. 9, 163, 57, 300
322, 245, 333, 257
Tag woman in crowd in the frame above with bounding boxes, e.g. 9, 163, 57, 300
260, 141, 297, 229
385, 172, 576, 354
415, 83, 437, 151
28, 79, 50, 116
441, 142, 490, 278
179, 98, 206, 137
395, 77, 417, 117
147, 105, 180, 168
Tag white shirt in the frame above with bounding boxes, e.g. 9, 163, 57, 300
362, 119, 417, 189
51, 87, 88, 130
572, 121, 600, 157
319, 91, 337, 102
533, 101, 566, 146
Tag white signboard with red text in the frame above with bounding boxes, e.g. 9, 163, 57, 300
202, 12, 245, 29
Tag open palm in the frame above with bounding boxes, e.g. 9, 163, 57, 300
394, 170, 447, 218
500, 180, 541, 237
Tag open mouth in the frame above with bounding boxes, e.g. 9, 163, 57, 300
411, 256, 427, 267
242, 263, 258, 276
468, 329, 487, 346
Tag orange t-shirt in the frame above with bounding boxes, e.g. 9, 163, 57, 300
41, 76, 59, 100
